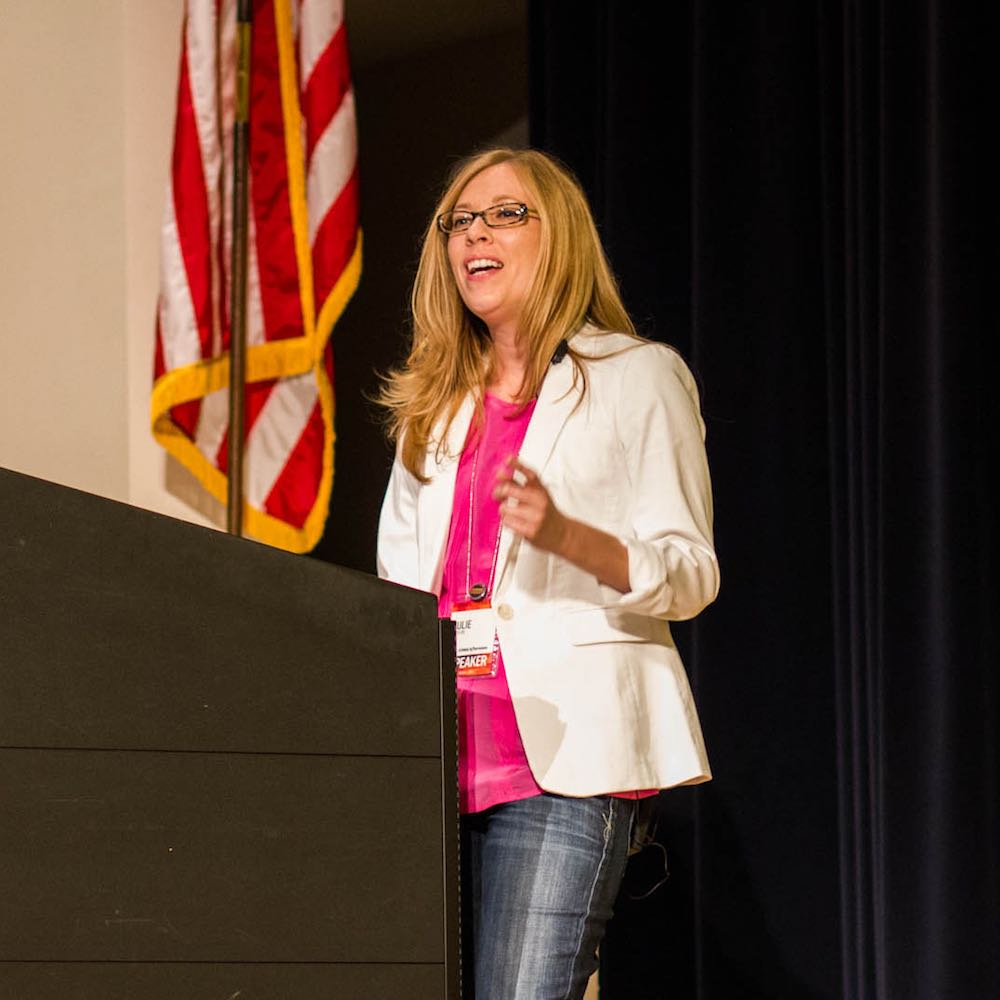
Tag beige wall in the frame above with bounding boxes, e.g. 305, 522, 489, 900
1, 0, 129, 501
0, 0, 210, 526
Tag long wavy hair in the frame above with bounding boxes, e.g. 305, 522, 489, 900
379, 147, 637, 480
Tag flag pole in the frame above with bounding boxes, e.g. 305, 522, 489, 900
226, 0, 252, 537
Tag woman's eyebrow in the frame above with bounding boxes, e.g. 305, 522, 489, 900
453, 194, 520, 210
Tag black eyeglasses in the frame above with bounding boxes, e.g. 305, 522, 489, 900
437, 201, 539, 234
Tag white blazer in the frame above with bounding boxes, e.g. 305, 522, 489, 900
377, 327, 719, 796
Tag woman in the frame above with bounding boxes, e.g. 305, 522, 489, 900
377, 148, 718, 999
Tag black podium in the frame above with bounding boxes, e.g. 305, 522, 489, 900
0, 468, 459, 999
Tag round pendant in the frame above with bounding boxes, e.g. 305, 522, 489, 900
468, 583, 487, 601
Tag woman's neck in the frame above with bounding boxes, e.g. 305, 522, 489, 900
487, 325, 528, 402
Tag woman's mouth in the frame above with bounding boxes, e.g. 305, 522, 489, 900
466, 257, 504, 276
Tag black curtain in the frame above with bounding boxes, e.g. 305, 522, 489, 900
531, 2, 997, 998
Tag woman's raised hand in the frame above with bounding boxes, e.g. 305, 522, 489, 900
492, 457, 568, 554
493, 455, 631, 593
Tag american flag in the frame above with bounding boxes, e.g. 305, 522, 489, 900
152, 0, 361, 552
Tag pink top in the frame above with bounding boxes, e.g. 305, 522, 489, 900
438, 393, 542, 814
438, 393, 657, 814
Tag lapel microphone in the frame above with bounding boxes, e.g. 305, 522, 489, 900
551, 339, 569, 365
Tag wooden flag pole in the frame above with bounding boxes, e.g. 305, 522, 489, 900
226, 0, 252, 537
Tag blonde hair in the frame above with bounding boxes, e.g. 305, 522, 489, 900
379, 147, 637, 480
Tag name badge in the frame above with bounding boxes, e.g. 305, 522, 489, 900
451, 600, 499, 679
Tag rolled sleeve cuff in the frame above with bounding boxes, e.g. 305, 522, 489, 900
615, 536, 720, 621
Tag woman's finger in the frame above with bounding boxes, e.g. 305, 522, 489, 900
493, 479, 534, 502
510, 458, 539, 484
496, 484, 545, 511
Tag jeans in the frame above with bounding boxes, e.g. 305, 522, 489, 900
461, 794, 635, 999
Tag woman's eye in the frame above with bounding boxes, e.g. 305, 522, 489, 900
451, 214, 474, 230
494, 205, 522, 220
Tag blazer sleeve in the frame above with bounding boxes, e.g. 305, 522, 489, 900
376, 446, 421, 588
611, 344, 720, 621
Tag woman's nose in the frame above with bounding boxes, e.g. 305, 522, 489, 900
465, 216, 492, 241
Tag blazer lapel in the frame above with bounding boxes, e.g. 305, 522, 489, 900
494, 351, 583, 588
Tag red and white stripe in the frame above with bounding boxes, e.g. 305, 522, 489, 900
154, 0, 360, 549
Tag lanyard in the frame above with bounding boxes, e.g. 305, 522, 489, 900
465, 442, 503, 602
